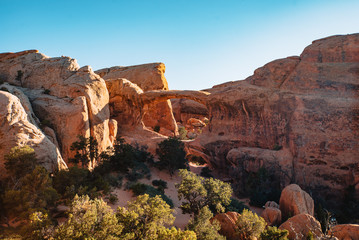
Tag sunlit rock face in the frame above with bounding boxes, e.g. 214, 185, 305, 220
0, 90, 67, 178
192, 34, 359, 200
96, 63, 178, 136
0, 50, 112, 163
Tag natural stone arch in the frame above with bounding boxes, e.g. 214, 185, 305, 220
140, 90, 210, 106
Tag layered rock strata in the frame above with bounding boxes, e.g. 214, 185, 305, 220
0, 51, 113, 163
190, 34, 359, 200
96, 63, 178, 136
0, 90, 67, 177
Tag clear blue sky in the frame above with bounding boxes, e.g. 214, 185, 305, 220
1, 0, 358, 90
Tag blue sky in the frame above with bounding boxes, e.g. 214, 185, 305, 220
1, 0, 358, 90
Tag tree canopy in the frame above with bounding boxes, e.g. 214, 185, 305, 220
176, 169, 232, 216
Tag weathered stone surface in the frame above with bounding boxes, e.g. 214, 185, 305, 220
265, 201, 280, 209
171, 98, 208, 124
96, 63, 177, 135
27, 92, 91, 162
187, 118, 206, 128
279, 184, 314, 220
261, 207, 282, 226
0, 91, 67, 178
105, 78, 144, 132
212, 212, 240, 240
0, 51, 112, 163
329, 224, 359, 240
279, 213, 323, 240
191, 34, 359, 201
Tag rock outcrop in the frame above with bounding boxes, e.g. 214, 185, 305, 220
329, 224, 359, 240
279, 213, 323, 239
191, 34, 359, 201
261, 206, 282, 226
212, 212, 240, 240
0, 51, 113, 163
171, 98, 208, 124
0, 90, 67, 177
279, 184, 314, 220
96, 63, 178, 136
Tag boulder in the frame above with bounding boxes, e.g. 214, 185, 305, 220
0, 91, 67, 178
279, 213, 323, 240
265, 201, 280, 209
328, 224, 359, 240
261, 207, 282, 226
279, 184, 314, 220
212, 212, 240, 240
0, 51, 112, 163
96, 63, 178, 135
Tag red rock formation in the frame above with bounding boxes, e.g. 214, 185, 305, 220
0, 52, 113, 164
279, 184, 314, 220
192, 34, 359, 201
171, 99, 208, 124
212, 212, 240, 240
261, 207, 282, 226
0, 90, 67, 177
329, 224, 359, 240
279, 213, 323, 239
96, 63, 178, 136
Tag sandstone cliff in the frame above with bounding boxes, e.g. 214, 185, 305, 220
0, 90, 67, 177
191, 34, 359, 200
96, 63, 178, 136
0, 51, 113, 164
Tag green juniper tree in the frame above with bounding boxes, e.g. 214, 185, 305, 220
176, 169, 232, 216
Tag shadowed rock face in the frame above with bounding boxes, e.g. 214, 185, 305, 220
191, 34, 359, 200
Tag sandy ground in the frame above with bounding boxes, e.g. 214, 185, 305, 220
108, 165, 202, 229
107, 162, 264, 229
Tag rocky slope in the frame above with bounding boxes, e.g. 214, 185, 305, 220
190, 34, 359, 201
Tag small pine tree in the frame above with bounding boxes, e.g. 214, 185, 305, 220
156, 137, 188, 175
186, 206, 225, 240
235, 209, 266, 240
70, 136, 99, 168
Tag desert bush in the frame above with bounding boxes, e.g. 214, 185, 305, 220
178, 126, 188, 140
260, 226, 289, 240
4, 145, 38, 182
186, 206, 225, 240
177, 169, 232, 216
226, 198, 249, 213
152, 179, 168, 193
54, 195, 122, 239
70, 135, 99, 168
152, 179, 168, 189
129, 183, 174, 208
235, 209, 266, 240
102, 137, 153, 173
154, 125, 160, 133
156, 137, 188, 175
117, 194, 175, 239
